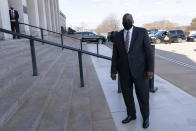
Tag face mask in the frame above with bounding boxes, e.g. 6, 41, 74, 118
123, 20, 133, 30
11, 8, 13, 10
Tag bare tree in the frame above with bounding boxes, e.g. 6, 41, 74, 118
191, 18, 196, 26
95, 14, 121, 34
190, 18, 196, 30
143, 20, 178, 30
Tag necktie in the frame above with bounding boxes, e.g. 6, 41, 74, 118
125, 31, 129, 53
11, 10, 14, 19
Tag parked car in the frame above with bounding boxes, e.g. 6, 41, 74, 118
150, 30, 186, 44
148, 31, 158, 37
150, 30, 167, 44
167, 30, 186, 43
148, 29, 158, 35
67, 27, 76, 34
75, 32, 106, 44
186, 34, 196, 42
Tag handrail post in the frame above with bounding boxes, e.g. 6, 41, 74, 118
149, 44, 158, 93
97, 41, 99, 56
80, 39, 83, 50
40, 28, 44, 45
118, 75, 122, 93
61, 34, 64, 50
78, 51, 84, 87
29, 39, 38, 76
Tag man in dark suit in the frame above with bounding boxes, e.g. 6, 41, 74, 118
9, 6, 20, 39
111, 13, 153, 129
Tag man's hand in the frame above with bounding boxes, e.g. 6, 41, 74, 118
146, 72, 153, 80
111, 73, 116, 80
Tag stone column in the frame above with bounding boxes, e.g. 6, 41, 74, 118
0, 0, 12, 39
37, 0, 47, 35
27, 0, 40, 36
8, 0, 30, 35
59, 11, 66, 31
45, 0, 52, 31
54, 0, 60, 33
56, 0, 60, 33
50, 0, 56, 32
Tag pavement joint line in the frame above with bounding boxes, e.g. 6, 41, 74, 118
156, 54, 196, 70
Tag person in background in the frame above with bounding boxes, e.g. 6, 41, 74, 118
9, 6, 20, 39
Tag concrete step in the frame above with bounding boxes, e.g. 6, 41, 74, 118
0, 39, 28, 49
0, 40, 42, 61
0, 42, 44, 67
36, 50, 78, 131
0, 47, 63, 129
0, 44, 51, 80
0, 39, 45, 55
0, 41, 29, 58
0, 45, 58, 98
45, 35, 81, 50
66, 54, 93, 131
45, 36, 61, 44
1, 48, 67, 131
66, 48, 117, 131
0, 36, 115, 131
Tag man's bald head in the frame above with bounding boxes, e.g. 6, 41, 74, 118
123, 13, 134, 23
10, 6, 14, 10
122, 13, 134, 30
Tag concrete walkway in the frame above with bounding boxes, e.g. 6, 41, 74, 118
87, 44, 196, 131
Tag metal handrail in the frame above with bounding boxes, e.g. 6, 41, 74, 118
19, 22, 81, 40
0, 28, 112, 88
20, 23, 157, 92
0, 28, 111, 60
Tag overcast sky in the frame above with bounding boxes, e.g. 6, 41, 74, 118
59, 0, 196, 29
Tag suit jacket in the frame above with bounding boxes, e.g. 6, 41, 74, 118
111, 26, 153, 79
9, 10, 19, 23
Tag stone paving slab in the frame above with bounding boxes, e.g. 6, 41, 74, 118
87, 44, 196, 131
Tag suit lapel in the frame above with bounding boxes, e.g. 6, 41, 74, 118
129, 26, 138, 53
119, 30, 127, 53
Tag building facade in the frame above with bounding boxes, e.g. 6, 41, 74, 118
59, 11, 66, 29
0, 0, 66, 39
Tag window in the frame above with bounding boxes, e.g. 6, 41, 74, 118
169, 31, 176, 34
83, 33, 89, 37
177, 30, 184, 35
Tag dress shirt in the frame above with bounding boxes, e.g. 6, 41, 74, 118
11, 10, 15, 19
124, 26, 133, 52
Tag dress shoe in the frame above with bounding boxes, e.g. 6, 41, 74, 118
122, 115, 136, 124
149, 87, 158, 93
143, 119, 150, 129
